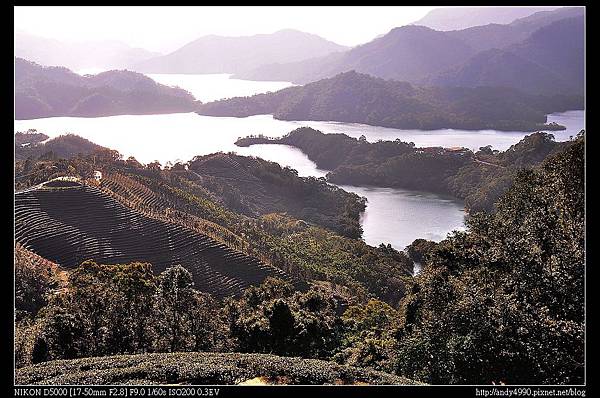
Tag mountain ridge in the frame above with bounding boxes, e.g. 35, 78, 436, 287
412, 6, 558, 31
132, 29, 348, 74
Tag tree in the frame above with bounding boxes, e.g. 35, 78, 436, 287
267, 299, 295, 353
188, 291, 229, 352
335, 299, 400, 371
110, 262, 157, 353
15, 247, 60, 321
395, 135, 585, 384
405, 239, 437, 265
23, 157, 35, 174
225, 278, 342, 358
33, 304, 85, 362
126, 156, 143, 168
478, 145, 494, 155
153, 265, 196, 352
147, 160, 162, 171
25, 261, 159, 361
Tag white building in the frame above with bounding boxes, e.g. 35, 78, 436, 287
93, 170, 103, 182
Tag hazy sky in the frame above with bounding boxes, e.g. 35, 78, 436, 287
14, 6, 435, 53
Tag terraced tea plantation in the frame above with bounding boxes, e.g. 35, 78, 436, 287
14, 181, 294, 299
15, 352, 421, 385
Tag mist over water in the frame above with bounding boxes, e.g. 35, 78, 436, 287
14, 74, 584, 250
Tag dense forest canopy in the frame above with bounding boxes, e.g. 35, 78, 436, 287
395, 134, 584, 384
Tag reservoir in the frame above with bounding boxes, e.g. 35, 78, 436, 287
14, 73, 584, 250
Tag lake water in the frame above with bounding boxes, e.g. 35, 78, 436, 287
339, 185, 466, 249
14, 73, 585, 250
148, 73, 295, 103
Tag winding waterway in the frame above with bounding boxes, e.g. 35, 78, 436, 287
14, 73, 584, 250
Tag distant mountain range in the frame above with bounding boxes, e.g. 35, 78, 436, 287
15, 58, 198, 119
235, 25, 475, 87
412, 6, 558, 31
14, 6, 584, 123
132, 29, 348, 74
15, 31, 160, 72
233, 7, 584, 96
429, 16, 584, 95
197, 70, 582, 132
15, 7, 584, 98
233, 25, 476, 85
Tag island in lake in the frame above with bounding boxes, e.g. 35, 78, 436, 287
199, 71, 581, 132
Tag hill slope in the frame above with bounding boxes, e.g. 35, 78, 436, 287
14, 141, 414, 305
133, 29, 348, 74
186, 152, 366, 238
444, 7, 584, 52
15, 181, 295, 299
15, 58, 198, 119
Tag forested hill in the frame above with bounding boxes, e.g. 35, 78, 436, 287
15, 58, 198, 120
198, 71, 582, 132
187, 152, 366, 239
236, 126, 578, 212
